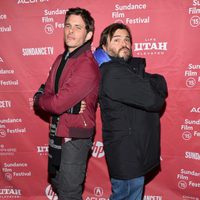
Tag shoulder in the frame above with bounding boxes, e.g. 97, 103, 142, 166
131, 57, 146, 66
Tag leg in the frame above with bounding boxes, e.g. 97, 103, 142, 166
128, 176, 144, 200
57, 138, 92, 200
110, 176, 144, 200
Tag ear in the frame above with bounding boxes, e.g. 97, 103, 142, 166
85, 31, 93, 42
102, 44, 107, 51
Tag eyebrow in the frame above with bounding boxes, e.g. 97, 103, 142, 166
112, 35, 130, 39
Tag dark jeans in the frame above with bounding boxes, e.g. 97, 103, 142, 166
52, 138, 92, 200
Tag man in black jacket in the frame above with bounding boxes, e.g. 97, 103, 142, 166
94, 23, 168, 200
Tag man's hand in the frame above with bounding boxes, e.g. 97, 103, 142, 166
79, 100, 86, 113
33, 84, 45, 108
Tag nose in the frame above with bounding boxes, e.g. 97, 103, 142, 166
121, 40, 128, 48
69, 26, 73, 33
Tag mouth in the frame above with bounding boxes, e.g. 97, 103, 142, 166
119, 47, 130, 55
120, 47, 130, 52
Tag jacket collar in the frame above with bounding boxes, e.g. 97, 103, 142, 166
67, 40, 91, 59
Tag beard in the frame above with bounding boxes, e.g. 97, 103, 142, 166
108, 47, 132, 61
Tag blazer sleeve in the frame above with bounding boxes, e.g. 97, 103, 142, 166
39, 57, 99, 115
101, 62, 167, 112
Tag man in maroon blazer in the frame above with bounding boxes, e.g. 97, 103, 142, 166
34, 7, 100, 200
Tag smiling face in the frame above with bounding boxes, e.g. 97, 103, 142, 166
64, 14, 93, 53
103, 28, 132, 61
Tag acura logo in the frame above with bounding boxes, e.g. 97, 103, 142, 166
94, 187, 103, 197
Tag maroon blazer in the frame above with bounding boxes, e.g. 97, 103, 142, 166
39, 42, 100, 138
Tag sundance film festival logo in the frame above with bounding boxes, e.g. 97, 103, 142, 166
45, 185, 58, 200
182, 131, 192, 140
186, 77, 196, 87
178, 180, 187, 189
190, 15, 200, 27
92, 141, 105, 158
45, 24, 54, 34
134, 38, 168, 56
0, 129, 6, 137
4, 173, 13, 181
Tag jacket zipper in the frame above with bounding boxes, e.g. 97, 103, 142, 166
80, 114, 87, 127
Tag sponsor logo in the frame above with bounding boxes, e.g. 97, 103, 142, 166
0, 69, 14, 74
185, 151, 200, 160
0, 188, 22, 198
4, 173, 13, 181
191, 107, 200, 113
44, 24, 54, 34
94, 187, 103, 197
44, 8, 67, 16
0, 25, 12, 32
143, 196, 162, 200
0, 100, 11, 108
85, 186, 109, 200
182, 131, 192, 140
114, 3, 147, 11
184, 119, 200, 125
0, 14, 7, 20
2, 162, 31, 179
0, 144, 16, 156
112, 3, 149, 24
190, 15, 200, 27
0, 129, 6, 137
17, 0, 49, 4
37, 145, 48, 155
180, 169, 200, 177
183, 195, 199, 200
186, 77, 196, 87
134, 38, 168, 56
0, 118, 22, 124
0, 80, 19, 86
178, 180, 187, 189
45, 185, 58, 200
22, 46, 54, 56
92, 141, 105, 158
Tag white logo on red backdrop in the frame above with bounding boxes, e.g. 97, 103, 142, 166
186, 77, 196, 87
178, 180, 187, 189
190, 107, 200, 113
45, 24, 54, 34
0, 129, 6, 137
92, 141, 105, 158
4, 172, 13, 181
37, 145, 48, 156
45, 185, 58, 200
94, 187, 103, 197
182, 131, 192, 141
17, 0, 49, 4
190, 16, 200, 27
134, 38, 168, 56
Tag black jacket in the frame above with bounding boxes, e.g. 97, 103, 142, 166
99, 57, 168, 179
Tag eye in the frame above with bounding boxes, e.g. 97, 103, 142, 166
75, 25, 82, 30
65, 24, 70, 29
113, 38, 120, 43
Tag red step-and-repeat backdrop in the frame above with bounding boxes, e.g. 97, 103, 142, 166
0, 0, 200, 199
